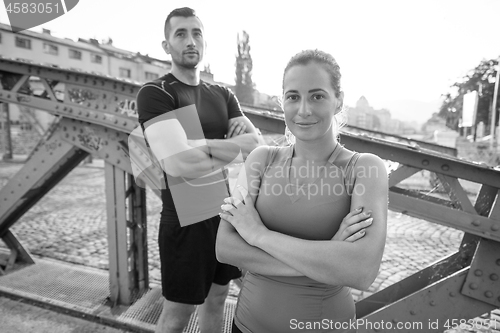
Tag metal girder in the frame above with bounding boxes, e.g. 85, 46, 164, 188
435, 173, 477, 213
243, 110, 286, 134
105, 162, 130, 305
58, 118, 132, 173
356, 250, 473, 318
105, 163, 148, 305
58, 118, 163, 200
2, 57, 500, 319
357, 268, 496, 333
0, 56, 140, 97
10, 74, 30, 93
0, 85, 138, 134
462, 238, 500, 307
127, 174, 149, 291
0, 124, 89, 234
388, 191, 500, 242
340, 134, 500, 188
388, 165, 422, 188
343, 125, 458, 156
0, 229, 35, 269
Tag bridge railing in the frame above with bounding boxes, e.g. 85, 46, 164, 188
0, 57, 499, 332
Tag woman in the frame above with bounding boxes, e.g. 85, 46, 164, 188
216, 49, 388, 333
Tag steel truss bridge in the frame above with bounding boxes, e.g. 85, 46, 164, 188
0, 56, 499, 332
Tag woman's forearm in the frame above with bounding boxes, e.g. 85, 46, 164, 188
253, 230, 383, 290
216, 221, 303, 277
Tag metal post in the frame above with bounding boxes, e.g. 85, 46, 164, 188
104, 163, 149, 306
491, 57, 500, 150
2, 103, 13, 160
105, 162, 132, 305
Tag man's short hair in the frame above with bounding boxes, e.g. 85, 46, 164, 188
164, 7, 199, 40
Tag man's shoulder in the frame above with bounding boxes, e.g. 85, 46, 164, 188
201, 81, 234, 94
137, 74, 180, 102
140, 73, 175, 90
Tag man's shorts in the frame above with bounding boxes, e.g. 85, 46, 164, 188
158, 216, 242, 305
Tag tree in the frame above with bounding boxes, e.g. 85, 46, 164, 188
235, 31, 255, 105
439, 58, 499, 132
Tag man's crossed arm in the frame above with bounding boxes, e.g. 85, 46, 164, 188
145, 115, 261, 178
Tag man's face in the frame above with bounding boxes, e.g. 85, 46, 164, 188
163, 16, 205, 69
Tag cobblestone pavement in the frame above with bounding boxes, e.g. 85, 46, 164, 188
0, 159, 499, 332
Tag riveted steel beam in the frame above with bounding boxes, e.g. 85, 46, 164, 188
357, 268, 496, 333
0, 229, 35, 268
105, 164, 148, 305
0, 56, 140, 97
0, 124, 88, 234
127, 174, 148, 291
342, 124, 458, 156
389, 191, 500, 242
462, 239, 500, 307
356, 250, 473, 319
243, 109, 286, 134
435, 173, 477, 213
0, 87, 138, 134
105, 162, 131, 305
388, 165, 422, 188
58, 118, 132, 172
341, 134, 500, 188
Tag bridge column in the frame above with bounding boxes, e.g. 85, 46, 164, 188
105, 162, 148, 306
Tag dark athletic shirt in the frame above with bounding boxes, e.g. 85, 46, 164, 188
136, 73, 243, 224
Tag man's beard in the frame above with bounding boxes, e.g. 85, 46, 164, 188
179, 61, 198, 69
173, 54, 200, 69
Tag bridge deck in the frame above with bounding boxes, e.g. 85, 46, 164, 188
0, 251, 237, 333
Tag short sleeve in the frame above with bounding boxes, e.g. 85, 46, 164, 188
224, 87, 244, 119
136, 83, 176, 126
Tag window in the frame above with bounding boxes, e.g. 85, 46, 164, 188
43, 43, 58, 55
145, 72, 159, 80
15, 37, 31, 49
91, 54, 102, 64
119, 68, 131, 78
69, 49, 82, 60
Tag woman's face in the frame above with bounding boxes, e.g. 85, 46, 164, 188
283, 62, 343, 144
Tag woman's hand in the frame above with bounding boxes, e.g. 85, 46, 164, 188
220, 186, 267, 246
332, 207, 373, 242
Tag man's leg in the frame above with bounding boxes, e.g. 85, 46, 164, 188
197, 283, 230, 333
155, 299, 196, 333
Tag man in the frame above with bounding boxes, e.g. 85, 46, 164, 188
136, 7, 260, 333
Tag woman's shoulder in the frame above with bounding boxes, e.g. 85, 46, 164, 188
247, 145, 289, 161
245, 145, 290, 173
352, 152, 388, 184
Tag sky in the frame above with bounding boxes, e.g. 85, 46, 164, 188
1, 0, 499, 123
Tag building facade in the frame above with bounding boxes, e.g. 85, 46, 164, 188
0, 23, 214, 131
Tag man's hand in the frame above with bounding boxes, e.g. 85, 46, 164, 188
227, 121, 247, 138
332, 207, 373, 242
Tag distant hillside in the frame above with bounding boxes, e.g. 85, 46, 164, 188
379, 99, 442, 125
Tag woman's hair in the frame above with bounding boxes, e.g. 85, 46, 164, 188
282, 49, 342, 98
280, 49, 347, 145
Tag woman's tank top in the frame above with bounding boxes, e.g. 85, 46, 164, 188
234, 144, 359, 333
